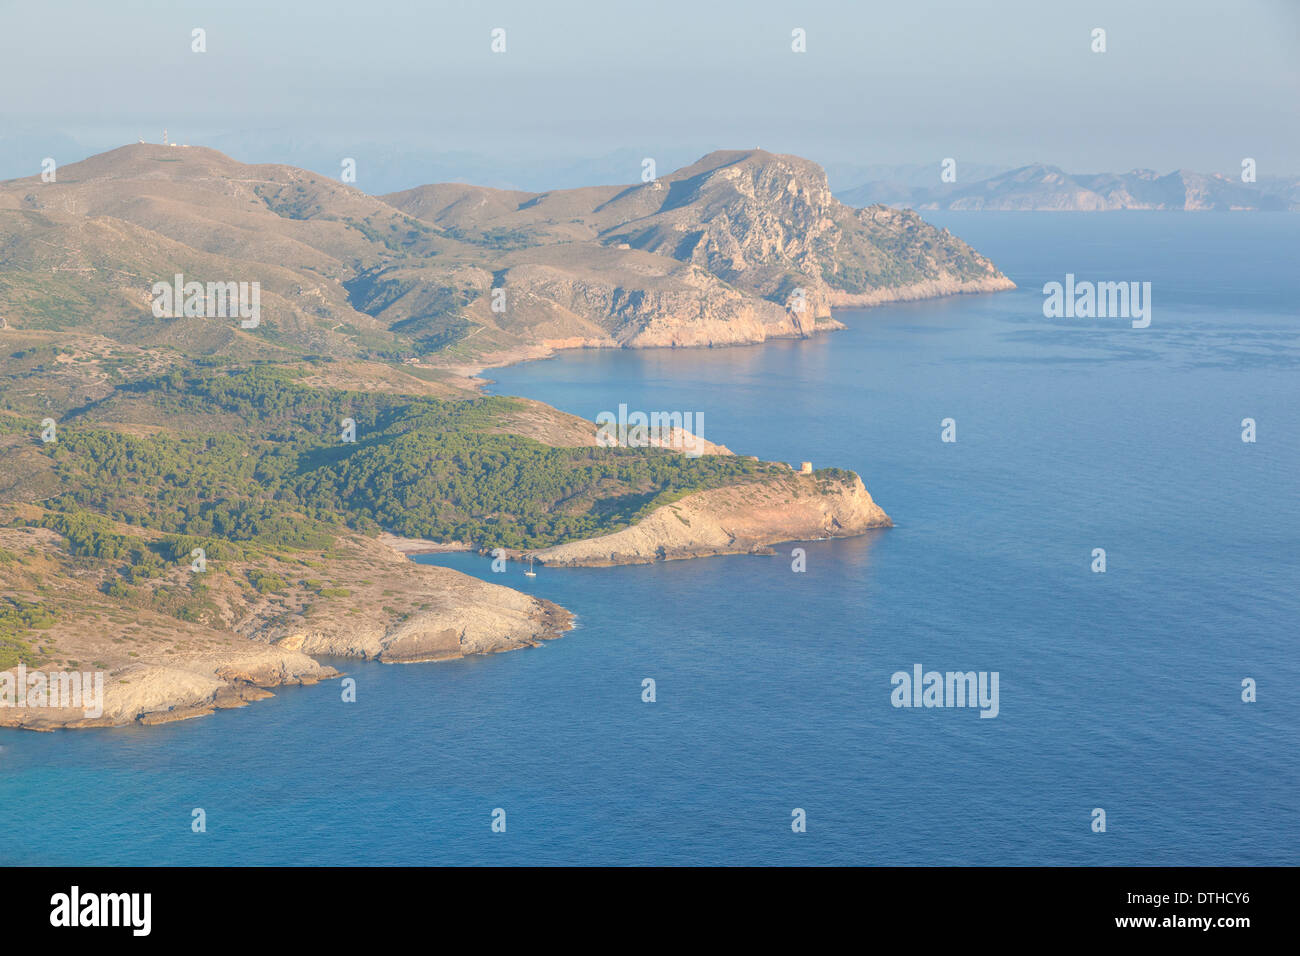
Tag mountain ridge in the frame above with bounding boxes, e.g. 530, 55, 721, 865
0, 144, 1013, 366
838, 162, 1300, 211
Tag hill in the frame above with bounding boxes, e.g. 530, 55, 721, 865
0, 144, 1013, 365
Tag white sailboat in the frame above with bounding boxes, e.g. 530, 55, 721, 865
524, 555, 537, 577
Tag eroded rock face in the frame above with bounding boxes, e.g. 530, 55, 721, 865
0, 646, 336, 731
370, 149, 1014, 353
828, 274, 1016, 308
223, 535, 576, 664
531, 471, 891, 567
278, 563, 572, 663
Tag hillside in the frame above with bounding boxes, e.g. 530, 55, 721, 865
380, 148, 1014, 348
0, 144, 1012, 365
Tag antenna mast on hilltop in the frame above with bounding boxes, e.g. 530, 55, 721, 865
162, 128, 168, 146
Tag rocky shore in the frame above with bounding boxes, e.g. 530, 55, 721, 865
0, 526, 571, 731
827, 274, 1017, 308
530, 472, 891, 567
0, 645, 336, 731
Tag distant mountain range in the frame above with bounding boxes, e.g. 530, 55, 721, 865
837, 164, 1300, 211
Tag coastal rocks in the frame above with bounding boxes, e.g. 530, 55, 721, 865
0, 647, 336, 731
376, 533, 473, 555
275, 558, 572, 663
827, 273, 1017, 308
531, 471, 891, 567
0, 562, 569, 730
0, 523, 569, 731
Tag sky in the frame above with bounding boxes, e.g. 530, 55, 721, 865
1, 0, 1297, 191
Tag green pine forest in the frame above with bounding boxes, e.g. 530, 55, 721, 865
28, 364, 783, 555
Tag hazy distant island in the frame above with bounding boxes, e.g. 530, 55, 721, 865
837, 162, 1300, 212
0, 144, 1009, 728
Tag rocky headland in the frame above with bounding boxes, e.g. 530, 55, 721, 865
0, 143, 1013, 730
530, 471, 891, 567
0, 524, 571, 730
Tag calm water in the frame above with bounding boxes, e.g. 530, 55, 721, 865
2, 213, 1297, 865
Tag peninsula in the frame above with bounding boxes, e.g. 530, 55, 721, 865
0, 145, 1009, 728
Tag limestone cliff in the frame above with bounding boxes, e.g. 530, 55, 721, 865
530, 471, 890, 567
268, 539, 572, 663
1, 645, 337, 731
375, 149, 1014, 353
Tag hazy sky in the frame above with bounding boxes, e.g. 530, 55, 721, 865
1, 0, 1297, 190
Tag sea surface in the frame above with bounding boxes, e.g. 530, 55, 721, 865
2, 213, 1297, 865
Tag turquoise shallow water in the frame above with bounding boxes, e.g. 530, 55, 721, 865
2, 212, 1297, 865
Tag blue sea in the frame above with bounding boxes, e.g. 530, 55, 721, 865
2, 213, 1297, 865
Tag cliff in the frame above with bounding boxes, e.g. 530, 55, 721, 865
1, 643, 336, 731
376, 149, 1014, 353
530, 471, 890, 567
262, 537, 572, 663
